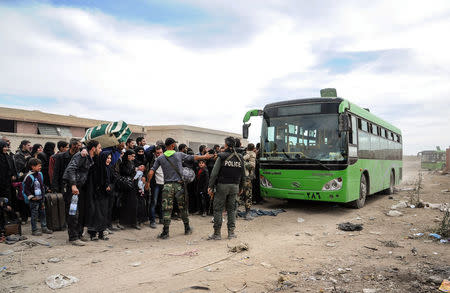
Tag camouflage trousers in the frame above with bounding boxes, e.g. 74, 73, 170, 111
162, 182, 189, 227
213, 183, 238, 230
239, 178, 253, 210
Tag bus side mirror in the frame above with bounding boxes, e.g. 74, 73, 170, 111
338, 114, 350, 132
243, 123, 251, 139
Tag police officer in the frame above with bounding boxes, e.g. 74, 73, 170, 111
208, 137, 245, 240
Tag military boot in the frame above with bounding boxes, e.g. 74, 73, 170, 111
207, 228, 221, 240
228, 229, 237, 239
158, 226, 169, 239
184, 223, 193, 235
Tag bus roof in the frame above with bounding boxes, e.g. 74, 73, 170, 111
343, 100, 401, 134
264, 97, 343, 109
420, 150, 446, 154
262, 96, 401, 135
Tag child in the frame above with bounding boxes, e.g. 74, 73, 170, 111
134, 165, 146, 196
24, 158, 53, 236
134, 164, 147, 226
196, 160, 209, 217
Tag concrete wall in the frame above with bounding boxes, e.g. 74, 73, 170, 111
70, 126, 86, 138
145, 126, 247, 150
16, 121, 37, 135
0, 132, 73, 152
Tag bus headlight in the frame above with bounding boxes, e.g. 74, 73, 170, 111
322, 177, 343, 191
260, 175, 273, 188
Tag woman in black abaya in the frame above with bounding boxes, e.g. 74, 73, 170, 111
0, 141, 14, 200
86, 152, 114, 240
119, 150, 140, 229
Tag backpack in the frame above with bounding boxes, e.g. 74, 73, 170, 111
21, 172, 44, 204
164, 156, 195, 183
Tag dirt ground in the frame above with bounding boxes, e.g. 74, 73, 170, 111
1, 156, 449, 293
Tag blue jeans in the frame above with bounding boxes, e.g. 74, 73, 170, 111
149, 184, 163, 223
30, 199, 47, 232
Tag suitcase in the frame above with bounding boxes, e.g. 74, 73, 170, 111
5, 220, 22, 236
44, 193, 66, 231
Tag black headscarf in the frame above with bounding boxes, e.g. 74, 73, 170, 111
31, 144, 42, 158
0, 140, 8, 166
93, 151, 113, 194
120, 150, 136, 177
134, 146, 147, 167
0, 141, 11, 189
43, 142, 55, 158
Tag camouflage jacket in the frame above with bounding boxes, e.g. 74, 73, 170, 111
243, 151, 256, 179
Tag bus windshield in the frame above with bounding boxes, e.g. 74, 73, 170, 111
261, 113, 347, 162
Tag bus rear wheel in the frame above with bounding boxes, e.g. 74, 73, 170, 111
350, 174, 367, 209
385, 171, 395, 195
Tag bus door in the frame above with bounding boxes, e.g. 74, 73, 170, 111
349, 115, 358, 164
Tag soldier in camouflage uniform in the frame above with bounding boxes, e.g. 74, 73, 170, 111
241, 143, 256, 220
146, 138, 213, 239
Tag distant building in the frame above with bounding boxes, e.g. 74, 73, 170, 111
0, 106, 245, 151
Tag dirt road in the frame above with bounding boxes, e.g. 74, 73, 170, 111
1, 157, 449, 292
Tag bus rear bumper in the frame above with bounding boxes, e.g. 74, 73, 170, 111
261, 186, 349, 203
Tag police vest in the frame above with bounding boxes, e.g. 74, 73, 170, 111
218, 150, 243, 184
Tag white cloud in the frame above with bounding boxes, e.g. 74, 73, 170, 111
0, 1, 449, 154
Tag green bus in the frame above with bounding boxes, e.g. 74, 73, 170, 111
418, 149, 446, 170
243, 88, 402, 208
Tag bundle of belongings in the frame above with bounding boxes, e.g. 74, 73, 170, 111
81, 120, 132, 148
237, 208, 286, 218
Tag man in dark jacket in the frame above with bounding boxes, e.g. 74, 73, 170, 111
51, 139, 81, 193
62, 140, 101, 246
14, 140, 31, 180
48, 141, 69, 188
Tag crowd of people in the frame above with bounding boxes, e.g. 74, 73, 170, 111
0, 135, 262, 245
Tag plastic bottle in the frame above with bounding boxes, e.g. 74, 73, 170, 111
69, 194, 78, 216
34, 178, 42, 198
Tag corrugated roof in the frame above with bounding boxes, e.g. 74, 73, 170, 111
0, 106, 145, 133
0, 106, 242, 137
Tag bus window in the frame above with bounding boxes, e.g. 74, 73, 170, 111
390, 132, 394, 141
358, 118, 362, 130
267, 126, 275, 141
288, 124, 296, 134
371, 124, 377, 135
377, 126, 381, 136
384, 129, 388, 138
361, 120, 368, 132
351, 116, 357, 145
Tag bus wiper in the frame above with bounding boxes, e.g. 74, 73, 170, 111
294, 156, 330, 170
281, 149, 291, 160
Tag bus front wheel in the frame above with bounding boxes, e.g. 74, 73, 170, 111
350, 174, 367, 209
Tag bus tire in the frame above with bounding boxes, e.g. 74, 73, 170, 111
385, 170, 395, 195
350, 174, 367, 209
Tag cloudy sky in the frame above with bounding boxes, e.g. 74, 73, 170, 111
0, 0, 449, 154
